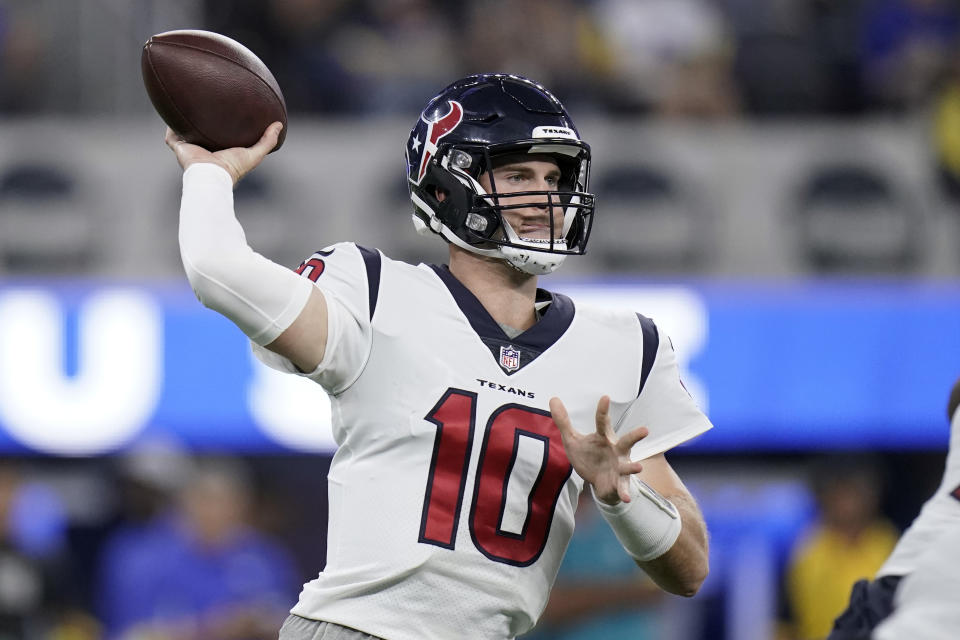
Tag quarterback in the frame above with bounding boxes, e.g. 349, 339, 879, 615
166, 74, 713, 640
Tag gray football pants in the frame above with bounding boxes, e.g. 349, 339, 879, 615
279, 615, 385, 640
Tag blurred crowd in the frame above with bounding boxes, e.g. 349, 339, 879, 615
0, 444, 349, 640
0, 449, 310, 640
2, 0, 960, 118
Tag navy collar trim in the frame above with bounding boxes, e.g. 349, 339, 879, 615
429, 264, 575, 355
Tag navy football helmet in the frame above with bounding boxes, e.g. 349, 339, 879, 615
406, 74, 594, 274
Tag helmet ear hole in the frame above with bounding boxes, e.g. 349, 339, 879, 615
413, 162, 484, 242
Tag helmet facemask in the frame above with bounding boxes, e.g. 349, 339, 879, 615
420, 141, 595, 275
406, 74, 596, 274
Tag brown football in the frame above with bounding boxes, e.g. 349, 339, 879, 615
141, 29, 287, 152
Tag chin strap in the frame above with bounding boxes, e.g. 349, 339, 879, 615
500, 245, 567, 274
499, 230, 570, 274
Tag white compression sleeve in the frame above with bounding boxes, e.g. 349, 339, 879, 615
178, 163, 313, 346
592, 476, 682, 562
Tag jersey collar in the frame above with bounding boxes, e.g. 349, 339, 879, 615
429, 264, 575, 373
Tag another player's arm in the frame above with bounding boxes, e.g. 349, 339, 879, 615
167, 124, 328, 372
550, 396, 708, 597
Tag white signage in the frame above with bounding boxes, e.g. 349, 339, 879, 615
0, 290, 161, 454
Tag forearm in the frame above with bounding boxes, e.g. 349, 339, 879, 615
636, 491, 709, 597
178, 163, 313, 345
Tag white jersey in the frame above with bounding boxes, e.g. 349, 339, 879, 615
878, 407, 960, 578
256, 243, 712, 640
873, 524, 960, 640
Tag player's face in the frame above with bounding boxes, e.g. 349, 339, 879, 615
479, 155, 563, 241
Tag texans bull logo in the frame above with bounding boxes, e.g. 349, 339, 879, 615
411, 100, 464, 184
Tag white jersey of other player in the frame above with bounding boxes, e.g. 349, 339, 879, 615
878, 404, 960, 578
873, 524, 960, 640
256, 243, 712, 640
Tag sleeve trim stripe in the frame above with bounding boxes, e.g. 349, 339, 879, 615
357, 246, 382, 321
636, 313, 659, 397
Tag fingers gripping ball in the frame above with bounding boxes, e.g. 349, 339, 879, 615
141, 30, 287, 152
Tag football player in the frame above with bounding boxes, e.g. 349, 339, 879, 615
826, 375, 960, 640
166, 74, 713, 640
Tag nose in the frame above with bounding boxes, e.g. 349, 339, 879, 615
514, 193, 550, 212
520, 177, 556, 209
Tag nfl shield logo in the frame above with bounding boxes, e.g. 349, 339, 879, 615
499, 345, 521, 372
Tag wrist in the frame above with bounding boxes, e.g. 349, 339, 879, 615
592, 476, 682, 562
592, 491, 630, 514
183, 161, 235, 186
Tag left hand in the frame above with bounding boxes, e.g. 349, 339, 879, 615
550, 395, 648, 505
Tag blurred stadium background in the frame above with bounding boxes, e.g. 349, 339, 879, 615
1, 1, 959, 639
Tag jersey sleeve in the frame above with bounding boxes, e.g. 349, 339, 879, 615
252, 242, 380, 395
615, 317, 713, 460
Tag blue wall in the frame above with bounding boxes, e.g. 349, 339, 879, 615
0, 279, 957, 455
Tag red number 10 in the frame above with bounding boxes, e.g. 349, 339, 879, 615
419, 388, 573, 567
